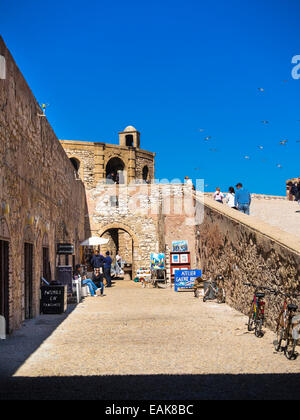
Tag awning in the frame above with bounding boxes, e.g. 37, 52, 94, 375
80, 236, 109, 246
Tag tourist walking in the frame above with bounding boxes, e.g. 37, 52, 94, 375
92, 268, 104, 296
115, 253, 122, 275
235, 183, 251, 215
213, 187, 224, 203
225, 187, 237, 209
104, 251, 113, 287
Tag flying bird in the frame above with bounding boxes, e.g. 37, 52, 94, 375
244, 156, 250, 160
209, 148, 218, 152
204, 136, 212, 141
279, 140, 288, 145
198, 129, 205, 132
276, 164, 283, 169
258, 88, 265, 92
258, 145, 264, 150
261, 121, 269, 124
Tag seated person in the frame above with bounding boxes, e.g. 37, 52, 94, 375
92, 268, 104, 296
81, 272, 99, 297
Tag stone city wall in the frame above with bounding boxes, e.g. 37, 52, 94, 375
0, 36, 89, 332
197, 196, 300, 331
86, 183, 198, 275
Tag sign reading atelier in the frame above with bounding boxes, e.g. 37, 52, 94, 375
175, 269, 202, 292
40, 285, 67, 314
57, 243, 74, 255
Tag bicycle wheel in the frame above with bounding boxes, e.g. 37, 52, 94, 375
275, 327, 285, 352
285, 338, 297, 360
248, 304, 255, 332
255, 319, 264, 338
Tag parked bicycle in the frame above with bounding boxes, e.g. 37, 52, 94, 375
274, 291, 300, 360
244, 282, 275, 338
202, 275, 226, 304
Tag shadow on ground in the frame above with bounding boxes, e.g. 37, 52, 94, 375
0, 373, 300, 400
0, 305, 76, 378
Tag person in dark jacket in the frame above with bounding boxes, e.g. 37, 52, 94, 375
104, 251, 113, 287
91, 250, 105, 271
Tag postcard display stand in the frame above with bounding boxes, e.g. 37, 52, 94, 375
170, 251, 191, 281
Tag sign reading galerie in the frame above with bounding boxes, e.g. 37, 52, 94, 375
175, 269, 202, 292
0, 55, 6, 80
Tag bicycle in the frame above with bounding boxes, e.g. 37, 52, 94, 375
203, 275, 226, 304
274, 291, 300, 360
244, 282, 275, 338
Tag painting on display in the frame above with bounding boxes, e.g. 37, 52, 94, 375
151, 253, 165, 270
172, 241, 188, 252
171, 254, 180, 264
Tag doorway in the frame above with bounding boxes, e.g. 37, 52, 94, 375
24, 243, 34, 320
0, 240, 9, 333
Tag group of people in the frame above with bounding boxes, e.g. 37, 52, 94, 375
73, 250, 116, 298
287, 181, 300, 205
213, 183, 251, 215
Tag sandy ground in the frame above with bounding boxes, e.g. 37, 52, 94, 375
0, 280, 299, 400
251, 199, 300, 239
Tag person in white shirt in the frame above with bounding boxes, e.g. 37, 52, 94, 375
225, 186, 237, 209
213, 187, 224, 203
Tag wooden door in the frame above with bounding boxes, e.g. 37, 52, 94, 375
24, 243, 33, 319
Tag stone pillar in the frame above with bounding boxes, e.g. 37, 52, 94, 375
127, 149, 136, 183
94, 144, 105, 186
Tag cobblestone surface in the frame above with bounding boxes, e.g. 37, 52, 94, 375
0, 281, 299, 399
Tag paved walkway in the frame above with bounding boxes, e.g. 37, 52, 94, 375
0, 281, 299, 400
251, 199, 300, 239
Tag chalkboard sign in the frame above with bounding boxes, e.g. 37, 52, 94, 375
40, 285, 67, 314
56, 265, 73, 294
175, 269, 202, 292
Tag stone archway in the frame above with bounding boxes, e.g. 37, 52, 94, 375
97, 223, 138, 278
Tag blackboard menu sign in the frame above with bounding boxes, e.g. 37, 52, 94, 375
40, 285, 67, 314
56, 265, 73, 294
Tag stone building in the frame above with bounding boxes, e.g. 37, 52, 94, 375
0, 36, 89, 333
60, 127, 155, 188
0, 36, 200, 333
286, 176, 300, 199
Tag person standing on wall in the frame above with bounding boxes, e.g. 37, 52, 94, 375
213, 187, 224, 203
104, 251, 113, 287
235, 183, 251, 215
225, 186, 237, 209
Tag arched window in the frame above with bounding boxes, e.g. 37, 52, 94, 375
142, 166, 149, 183
70, 158, 81, 179
125, 135, 134, 147
106, 157, 126, 184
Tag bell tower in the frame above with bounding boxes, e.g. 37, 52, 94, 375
119, 126, 140, 149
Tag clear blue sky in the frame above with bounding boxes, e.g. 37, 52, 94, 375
1, 0, 300, 195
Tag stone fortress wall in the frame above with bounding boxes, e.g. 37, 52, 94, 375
196, 195, 300, 331
0, 36, 89, 332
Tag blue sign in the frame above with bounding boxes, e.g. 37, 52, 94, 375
175, 269, 202, 292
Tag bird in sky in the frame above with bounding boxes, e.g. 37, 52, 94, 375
204, 136, 212, 141
279, 140, 288, 145
244, 155, 250, 160
261, 120, 269, 124
198, 129, 205, 132
258, 88, 265, 92
296, 140, 300, 143
209, 148, 218, 152
258, 145, 264, 150
276, 164, 283, 168
194, 167, 201, 171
